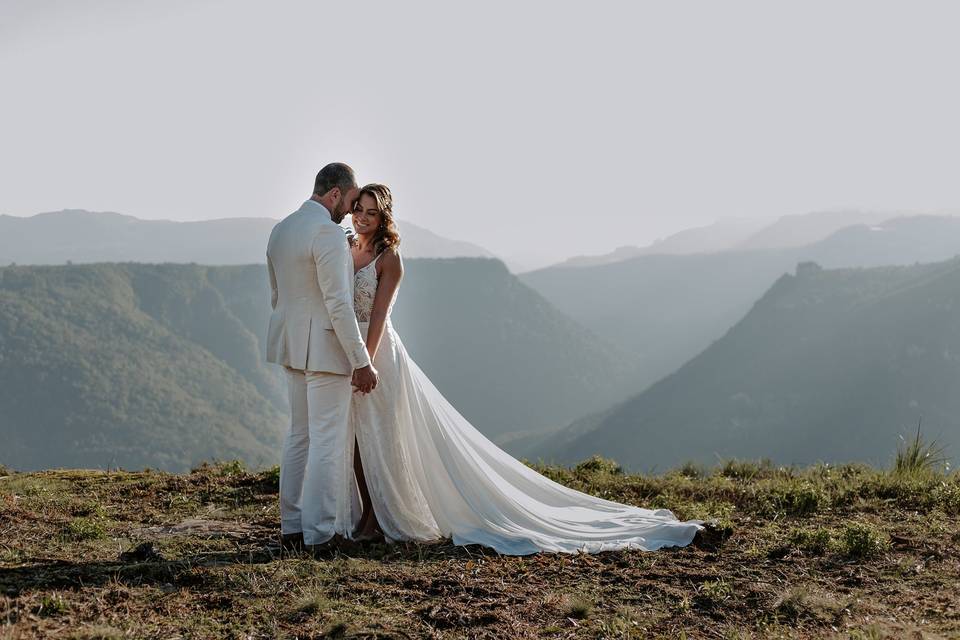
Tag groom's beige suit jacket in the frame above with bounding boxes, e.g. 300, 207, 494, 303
265, 199, 371, 374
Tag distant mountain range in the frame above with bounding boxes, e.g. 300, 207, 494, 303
548, 209, 930, 269
538, 257, 960, 472
6, 207, 960, 475
736, 210, 903, 250
555, 218, 769, 267
0, 209, 493, 265
0, 259, 630, 472
521, 215, 960, 397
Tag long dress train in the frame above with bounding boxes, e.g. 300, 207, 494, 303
347, 254, 704, 555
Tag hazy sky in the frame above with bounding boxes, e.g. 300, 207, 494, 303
3, 1, 960, 268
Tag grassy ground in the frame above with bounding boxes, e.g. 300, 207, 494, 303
1, 455, 958, 639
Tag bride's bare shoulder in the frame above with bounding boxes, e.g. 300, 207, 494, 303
377, 246, 403, 277
381, 245, 402, 263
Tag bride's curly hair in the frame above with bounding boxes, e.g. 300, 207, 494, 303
356, 183, 401, 254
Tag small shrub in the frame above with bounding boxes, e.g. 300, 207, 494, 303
601, 606, 642, 635
216, 459, 246, 477
262, 464, 280, 486
698, 578, 733, 607
933, 480, 960, 515
574, 456, 622, 475
671, 500, 735, 533
526, 462, 574, 485
702, 473, 737, 496
35, 593, 69, 616
782, 482, 825, 516
561, 596, 593, 619
190, 459, 246, 476
836, 462, 874, 480
789, 527, 832, 555
65, 517, 106, 541
190, 461, 213, 474
757, 480, 826, 517
893, 419, 949, 477
860, 473, 939, 511
840, 523, 889, 559
717, 458, 788, 481
674, 460, 708, 479
70, 500, 106, 518
718, 458, 770, 480
648, 492, 680, 511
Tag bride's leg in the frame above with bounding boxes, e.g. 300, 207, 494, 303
353, 437, 371, 525
353, 436, 383, 536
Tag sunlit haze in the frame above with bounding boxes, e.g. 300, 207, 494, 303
3, 0, 960, 268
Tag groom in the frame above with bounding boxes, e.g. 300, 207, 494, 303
266, 162, 379, 553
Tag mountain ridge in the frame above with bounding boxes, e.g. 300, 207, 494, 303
520, 214, 960, 400
541, 210, 957, 271
0, 259, 631, 472
539, 256, 960, 472
0, 209, 494, 265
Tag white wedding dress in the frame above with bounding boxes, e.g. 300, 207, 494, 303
346, 253, 705, 555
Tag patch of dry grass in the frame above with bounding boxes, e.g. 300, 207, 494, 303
0, 458, 957, 638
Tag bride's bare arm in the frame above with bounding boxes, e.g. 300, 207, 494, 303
365, 248, 403, 362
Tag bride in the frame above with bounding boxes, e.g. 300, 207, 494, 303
344, 183, 704, 555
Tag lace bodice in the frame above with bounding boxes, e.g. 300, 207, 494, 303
353, 253, 390, 323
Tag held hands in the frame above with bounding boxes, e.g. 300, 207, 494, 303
352, 364, 379, 394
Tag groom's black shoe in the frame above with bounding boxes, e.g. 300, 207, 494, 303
280, 531, 305, 553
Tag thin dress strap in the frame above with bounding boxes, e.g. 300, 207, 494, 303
355, 250, 384, 276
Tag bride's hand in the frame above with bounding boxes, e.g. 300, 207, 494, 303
352, 364, 379, 394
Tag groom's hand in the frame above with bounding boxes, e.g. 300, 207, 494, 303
352, 365, 379, 394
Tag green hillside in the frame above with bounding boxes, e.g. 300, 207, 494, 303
0, 264, 284, 473
520, 215, 960, 396
0, 260, 628, 472
544, 258, 960, 472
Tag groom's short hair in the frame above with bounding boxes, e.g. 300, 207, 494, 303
314, 163, 357, 197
